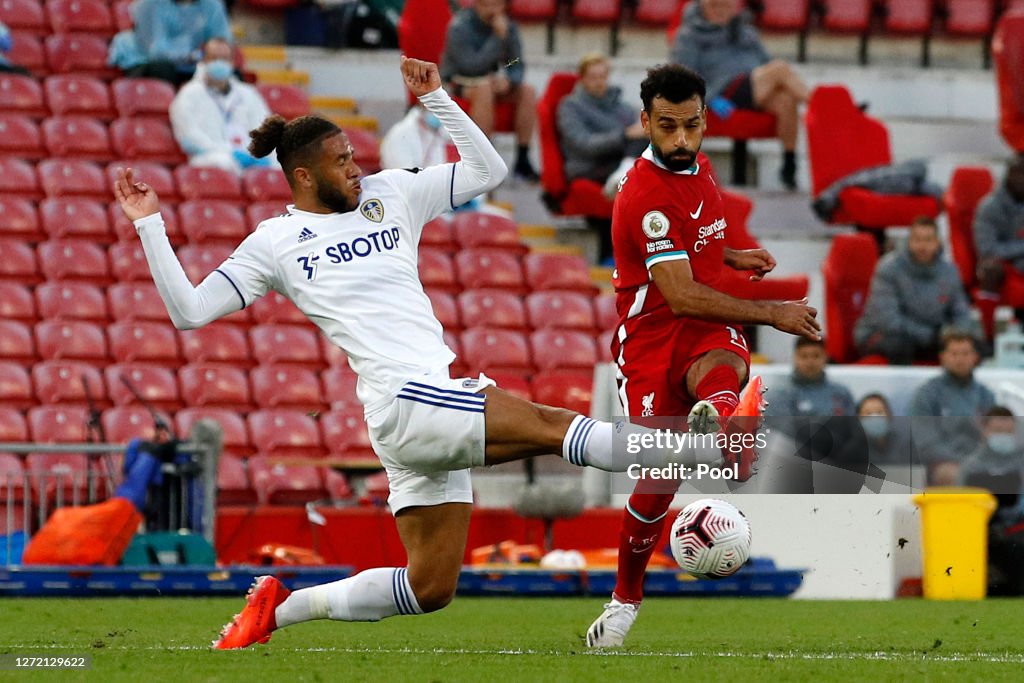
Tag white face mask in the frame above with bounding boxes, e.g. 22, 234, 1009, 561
987, 433, 1018, 455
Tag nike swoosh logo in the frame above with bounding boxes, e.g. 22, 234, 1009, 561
689, 200, 704, 220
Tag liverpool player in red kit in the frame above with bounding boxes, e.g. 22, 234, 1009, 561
586, 64, 821, 648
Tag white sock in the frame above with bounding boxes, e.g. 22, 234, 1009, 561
561, 416, 703, 472
274, 567, 422, 628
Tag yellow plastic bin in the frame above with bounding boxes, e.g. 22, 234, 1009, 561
912, 487, 997, 600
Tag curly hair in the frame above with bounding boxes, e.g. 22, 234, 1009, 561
640, 63, 706, 113
248, 114, 342, 183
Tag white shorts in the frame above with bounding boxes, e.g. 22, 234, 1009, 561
366, 372, 495, 514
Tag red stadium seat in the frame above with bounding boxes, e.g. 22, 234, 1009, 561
178, 363, 252, 411
242, 167, 292, 202
509, 0, 559, 22
39, 197, 111, 242
247, 201, 288, 229
0, 282, 36, 323
0, 320, 35, 362
632, 0, 683, 26
35, 281, 108, 321
460, 328, 533, 376
570, 0, 621, 24
945, 166, 995, 288
106, 160, 180, 203
0, 362, 33, 409
44, 33, 117, 78
324, 468, 354, 502
820, 0, 873, 63
217, 454, 256, 505
0, 157, 41, 201
1, 0, 47, 34
38, 239, 110, 283
35, 320, 107, 361
178, 200, 248, 244
321, 335, 348, 367
105, 363, 181, 409
25, 452, 90, 503
0, 406, 28, 440
249, 324, 323, 368
594, 293, 617, 331
421, 216, 456, 252
250, 365, 323, 411
0, 452, 26, 513
0, 113, 44, 159
109, 202, 182, 244
455, 248, 526, 293
523, 252, 596, 293
451, 211, 526, 253
27, 404, 89, 442
179, 325, 253, 366
111, 78, 176, 120
108, 241, 153, 281
248, 455, 326, 505
46, 0, 114, 37
805, 85, 942, 231
38, 158, 106, 199
537, 73, 614, 220
107, 320, 180, 365
530, 329, 598, 371
173, 166, 243, 201
31, 359, 106, 404
525, 290, 596, 330
7, 31, 46, 77
994, 8, 1024, 151
821, 233, 879, 363
418, 247, 459, 293
321, 365, 359, 412
0, 73, 47, 118
257, 84, 310, 120
106, 282, 168, 321
425, 288, 460, 331
42, 114, 111, 160
101, 405, 166, 443
320, 409, 376, 462
757, 0, 812, 61
531, 370, 593, 415
457, 289, 528, 330
944, 0, 996, 38
486, 372, 532, 400
342, 127, 380, 173
247, 409, 324, 457
249, 290, 305, 325
0, 197, 43, 243
176, 407, 252, 455
110, 117, 185, 164
43, 75, 114, 120
0, 239, 40, 284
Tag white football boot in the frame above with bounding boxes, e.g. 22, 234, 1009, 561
585, 600, 639, 648
687, 400, 721, 435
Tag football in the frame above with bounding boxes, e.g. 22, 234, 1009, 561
670, 498, 752, 579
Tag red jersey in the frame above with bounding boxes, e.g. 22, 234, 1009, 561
611, 149, 727, 328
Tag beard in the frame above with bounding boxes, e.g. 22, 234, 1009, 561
652, 145, 697, 173
315, 177, 358, 213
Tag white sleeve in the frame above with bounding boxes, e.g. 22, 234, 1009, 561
134, 213, 272, 330
397, 87, 508, 228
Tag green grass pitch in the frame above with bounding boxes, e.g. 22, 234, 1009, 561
2, 597, 1024, 681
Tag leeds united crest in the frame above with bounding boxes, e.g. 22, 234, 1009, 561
361, 199, 384, 223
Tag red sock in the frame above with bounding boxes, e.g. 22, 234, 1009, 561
612, 479, 678, 605
976, 292, 999, 342
694, 365, 741, 417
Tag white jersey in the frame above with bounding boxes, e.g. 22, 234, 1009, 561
217, 167, 456, 409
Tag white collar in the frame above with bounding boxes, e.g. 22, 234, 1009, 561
641, 146, 700, 175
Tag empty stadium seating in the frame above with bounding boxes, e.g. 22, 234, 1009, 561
249, 365, 323, 411
0, 113, 44, 158
31, 359, 105, 404
319, 408, 376, 463
107, 320, 181, 365
178, 364, 253, 411
248, 455, 326, 505
37, 239, 110, 282
525, 290, 596, 330
176, 407, 253, 455
39, 197, 111, 242
104, 363, 181, 410
174, 166, 243, 202
35, 281, 108, 321
111, 78, 176, 120
0, 73, 47, 118
180, 325, 253, 366
0, 282, 36, 323
44, 74, 114, 119
460, 328, 533, 376
247, 409, 324, 457
35, 320, 107, 361
249, 324, 323, 368
258, 83, 311, 120
106, 282, 169, 321
0, 197, 42, 242
456, 249, 526, 292
458, 289, 528, 330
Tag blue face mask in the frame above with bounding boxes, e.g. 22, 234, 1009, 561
988, 433, 1018, 455
422, 112, 442, 130
860, 416, 890, 439
205, 59, 233, 82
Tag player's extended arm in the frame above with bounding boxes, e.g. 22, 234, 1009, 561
723, 247, 776, 282
114, 167, 243, 330
650, 258, 821, 340
402, 56, 507, 202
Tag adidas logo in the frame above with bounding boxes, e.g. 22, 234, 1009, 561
297, 227, 317, 243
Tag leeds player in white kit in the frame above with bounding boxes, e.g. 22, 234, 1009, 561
115, 57, 696, 649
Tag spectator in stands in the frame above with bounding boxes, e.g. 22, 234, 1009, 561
128, 0, 232, 85
855, 216, 979, 364
857, 392, 913, 466
0, 21, 30, 76
169, 38, 277, 174
961, 406, 1024, 595
974, 154, 1024, 340
670, 0, 809, 190
766, 337, 856, 420
439, 0, 539, 181
911, 330, 994, 486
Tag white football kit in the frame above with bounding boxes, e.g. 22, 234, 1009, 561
134, 87, 507, 512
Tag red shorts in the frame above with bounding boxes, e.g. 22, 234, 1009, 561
612, 316, 750, 419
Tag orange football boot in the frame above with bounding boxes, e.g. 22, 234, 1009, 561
212, 575, 291, 650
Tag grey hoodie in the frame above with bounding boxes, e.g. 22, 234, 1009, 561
557, 83, 640, 182
910, 371, 994, 463
854, 248, 976, 349
439, 8, 524, 85
973, 185, 1024, 272
669, 2, 769, 100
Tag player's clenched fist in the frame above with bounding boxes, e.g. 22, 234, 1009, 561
770, 298, 821, 341
401, 56, 442, 98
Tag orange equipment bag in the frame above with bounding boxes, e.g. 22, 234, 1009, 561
22, 498, 142, 566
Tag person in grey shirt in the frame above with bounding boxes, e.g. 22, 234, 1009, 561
855, 216, 979, 364
767, 337, 856, 420
974, 154, 1024, 339
670, 0, 809, 190
911, 331, 995, 486
439, 0, 538, 181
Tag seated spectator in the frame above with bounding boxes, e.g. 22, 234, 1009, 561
974, 154, 1024, 340
0, 21, 30, 76
911, 330, 995, 486
857, 392, 913, 466
855, 216, 979, 364
439, 0, 538, 181
670, 0, 809, 190
766, 337, 856, 420
169, 38, 277, 174
127, 0, 232, 85
961, 406, 1024, 595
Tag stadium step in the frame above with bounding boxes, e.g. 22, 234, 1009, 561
310, 96, 359, 115
254, 69, 311, 88
590, 266, 614, 290
328, 114, 379, 133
